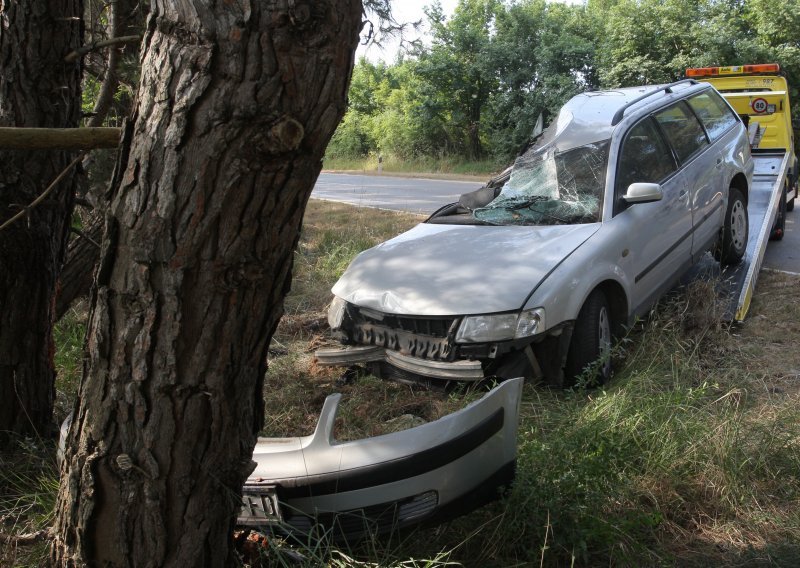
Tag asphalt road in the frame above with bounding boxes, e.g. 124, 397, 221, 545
312, 172, 484, 214
763, 206, 800, 275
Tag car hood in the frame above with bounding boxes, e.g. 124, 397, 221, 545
332, 222, 600, 315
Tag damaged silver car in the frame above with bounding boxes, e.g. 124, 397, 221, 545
317, 80, 753, 387
238, 378, 522, 540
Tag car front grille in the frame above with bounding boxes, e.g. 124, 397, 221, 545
351, 307, 458, 338
346, 306, 460, 361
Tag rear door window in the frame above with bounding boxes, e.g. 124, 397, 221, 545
654, 102, 708, 162
687, 91, 738, 141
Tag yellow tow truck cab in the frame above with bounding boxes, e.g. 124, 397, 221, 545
687, 63, 798, 213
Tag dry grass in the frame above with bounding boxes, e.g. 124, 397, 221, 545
261, 201, 800, 566
5, 200, 800, 567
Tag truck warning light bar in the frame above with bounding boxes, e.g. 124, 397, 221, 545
686, 64, 781, 78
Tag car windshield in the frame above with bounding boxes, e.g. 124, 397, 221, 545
474, 140, 610, 226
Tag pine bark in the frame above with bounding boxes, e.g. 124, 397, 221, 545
0, 0, 83, 444
51, 2, 362, 566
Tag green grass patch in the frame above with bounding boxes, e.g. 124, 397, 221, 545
0, 439, 59, 567
52, 302, 86, 423
323, 155, 503, 178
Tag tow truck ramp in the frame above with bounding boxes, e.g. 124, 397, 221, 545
724, 150, 789, 321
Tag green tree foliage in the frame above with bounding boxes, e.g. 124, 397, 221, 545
328, 0, 799, 165
415, 0, 502, 159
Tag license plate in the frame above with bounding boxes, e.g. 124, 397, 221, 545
239, 486, 282, 525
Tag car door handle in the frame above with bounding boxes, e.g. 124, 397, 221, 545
716, 158, 723, 169
678, 189, 688, 199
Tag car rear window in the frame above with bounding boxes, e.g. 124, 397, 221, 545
654, 102, 708, 162
687, 91, 738, 141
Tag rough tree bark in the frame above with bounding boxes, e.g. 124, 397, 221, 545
0, 0, 83, 444
51, 2, 362, 566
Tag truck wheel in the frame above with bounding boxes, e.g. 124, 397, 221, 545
716, 188, 748, 266
564, 289, 612, 387
770, 183, 787, 241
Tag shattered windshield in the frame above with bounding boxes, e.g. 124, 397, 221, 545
474, 140, 610, 226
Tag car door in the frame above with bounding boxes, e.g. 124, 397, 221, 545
652, 100, 714, 260
614, 116, 691, 313
684, 91, 741, 258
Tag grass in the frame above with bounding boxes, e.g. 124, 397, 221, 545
261, 201, 800, 566
0, 439, 59, 567
323, 155, 503, 178
0, 307, 84, 567
4, 199, 800, 567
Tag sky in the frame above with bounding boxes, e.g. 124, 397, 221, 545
357, 0, 461, 62
357, 0, 584, 62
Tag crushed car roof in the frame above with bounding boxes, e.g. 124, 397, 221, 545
542, 82, 704, 150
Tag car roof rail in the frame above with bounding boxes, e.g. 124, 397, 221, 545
611, 79, 699, 126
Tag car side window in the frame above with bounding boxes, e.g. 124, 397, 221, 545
687, 91, 738, 141
615, 117, 677, 203
654, 102, 708, 162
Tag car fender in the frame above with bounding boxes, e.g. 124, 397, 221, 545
523, 223, 631, 328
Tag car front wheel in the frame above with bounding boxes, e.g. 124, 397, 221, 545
564, 289, 612, 388
716, 187, 748, 266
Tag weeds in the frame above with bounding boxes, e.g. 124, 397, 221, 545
0, 438, 59, 567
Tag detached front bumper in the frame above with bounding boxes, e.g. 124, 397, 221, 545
315, 345, 485, 381
239, 378, 523, 541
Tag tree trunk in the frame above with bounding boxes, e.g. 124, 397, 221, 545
0, 0, 83, 445
55, 216, 102, 320
51, 2, 362, 566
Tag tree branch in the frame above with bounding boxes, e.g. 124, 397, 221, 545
0, 529, 50, 546
64, 35, 141, 63
0, 153, 86, 232
0, 127, 120, 150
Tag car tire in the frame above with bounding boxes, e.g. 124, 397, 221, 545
770, 183, 787, 241
788, 197, 795, 212
564, 289, 612, 388
716, 188, 748, 266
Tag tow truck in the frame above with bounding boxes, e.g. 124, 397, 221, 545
686, 63, 798, 320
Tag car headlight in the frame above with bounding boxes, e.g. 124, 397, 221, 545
455, 308, 545, 343
327, 296, 347, 330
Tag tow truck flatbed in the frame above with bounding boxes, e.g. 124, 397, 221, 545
725, 151, 791, 320
686, 64, 797, 322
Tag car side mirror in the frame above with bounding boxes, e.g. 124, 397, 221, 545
623, 182, 663, 204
